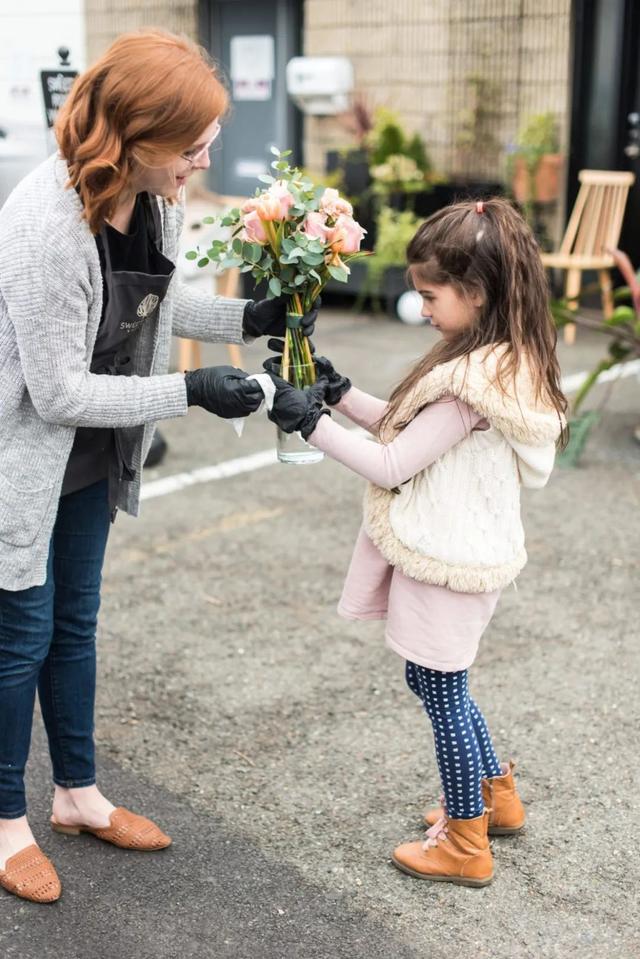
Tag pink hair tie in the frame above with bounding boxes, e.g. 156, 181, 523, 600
476, 201, 485, 214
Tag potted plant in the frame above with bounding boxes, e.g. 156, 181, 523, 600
359, 205, 422, 315
326, 90, 376, 198
510, 112, 562, 206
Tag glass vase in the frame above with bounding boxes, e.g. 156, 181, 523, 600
276, 315, 324, 465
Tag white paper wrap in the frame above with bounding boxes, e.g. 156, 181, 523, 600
230, 372, 276, 437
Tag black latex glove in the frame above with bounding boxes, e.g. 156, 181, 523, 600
184, 365, 264, 418
242, 295, 319, 339
263, 369, 330, 440
265, 342, 351, 407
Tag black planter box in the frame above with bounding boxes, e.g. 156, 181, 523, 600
325, 148, 372, 197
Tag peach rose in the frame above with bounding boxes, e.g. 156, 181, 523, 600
241, 196, 260, 214
301, 211, 330, 241
248, 193, 278, 222
326, 214, 366, 254
268, 180, 296, 219
242, 209, 269, 244
319, 187, 353, 219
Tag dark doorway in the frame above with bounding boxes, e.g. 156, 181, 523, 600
569, 0, 640, 266
199, 0, 303, 198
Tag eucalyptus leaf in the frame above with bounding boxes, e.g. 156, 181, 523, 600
328, 264, 349, 283
269, 276, 282, 296
197, 257, 210, 268
185, 250, 198, 261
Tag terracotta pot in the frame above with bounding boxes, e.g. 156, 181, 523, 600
512, 154, 563, 203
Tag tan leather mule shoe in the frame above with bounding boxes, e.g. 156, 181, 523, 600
393, 810, 493, 887
51, 806, 171, 850
0, 844, 61, 902
425, 761, 525, 836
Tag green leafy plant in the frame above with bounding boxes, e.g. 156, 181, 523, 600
366, 108, 432, 173
359, 205, 422, 311
550, 248, 640, 466
510, 112, 560, 179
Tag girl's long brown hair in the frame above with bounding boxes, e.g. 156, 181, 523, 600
379, 198, 568, 447
56, 29, 228, 233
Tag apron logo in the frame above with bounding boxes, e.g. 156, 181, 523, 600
136, 293, 160, 318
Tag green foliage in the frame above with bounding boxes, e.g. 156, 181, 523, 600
366, 107, 432, 177
365, 206, 421, 293
550, 276, 640, 414
405, 132, 432, 174
185, 147, 369, 314
512, 113, 559, 175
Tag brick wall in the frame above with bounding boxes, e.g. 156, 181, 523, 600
303, 0, 572, 185
85, 0, 198, 63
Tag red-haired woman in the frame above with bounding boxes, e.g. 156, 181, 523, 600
0, 29, 312, 903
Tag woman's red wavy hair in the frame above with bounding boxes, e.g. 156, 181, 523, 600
56, 29, 228, 233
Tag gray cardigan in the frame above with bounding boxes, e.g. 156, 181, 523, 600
0, 154, 247, 591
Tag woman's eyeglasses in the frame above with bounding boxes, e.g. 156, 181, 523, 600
180, 123, 222, 167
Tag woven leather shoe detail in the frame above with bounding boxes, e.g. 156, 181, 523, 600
51, 807, 171, 850
0, 844, 61, 903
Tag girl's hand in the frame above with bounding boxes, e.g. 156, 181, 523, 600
263, 367, 330, 438
313, 356, 351, 406
264, 341, 351, 407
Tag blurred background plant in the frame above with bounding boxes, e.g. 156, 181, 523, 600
551, 247, 640, 465
508, 112, 563, 243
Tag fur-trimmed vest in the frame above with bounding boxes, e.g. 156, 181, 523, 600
363, 345, 563, 594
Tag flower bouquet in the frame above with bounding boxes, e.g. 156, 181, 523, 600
186, 147, 369, 463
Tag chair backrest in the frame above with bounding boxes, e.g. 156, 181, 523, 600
559, 169, 636, 257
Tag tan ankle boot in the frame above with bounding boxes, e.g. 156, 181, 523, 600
424, 761, 525, 836
392, 810, 493, 887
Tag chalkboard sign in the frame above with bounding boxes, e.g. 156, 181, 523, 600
40, 70, 78, 128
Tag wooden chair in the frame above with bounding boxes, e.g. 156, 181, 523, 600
176, 188, 246, 370
541, 169, 636, 343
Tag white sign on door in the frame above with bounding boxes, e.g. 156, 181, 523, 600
230, 35, 274, 102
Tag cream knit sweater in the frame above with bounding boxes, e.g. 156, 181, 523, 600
363, 345, 563, 593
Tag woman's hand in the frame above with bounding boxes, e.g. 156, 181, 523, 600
242, 295, 319, 339
184, 365, 264, 418
265, 341, 351, 407
263, 367, 329, 439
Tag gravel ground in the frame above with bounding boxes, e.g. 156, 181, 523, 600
3, 310, 639, 958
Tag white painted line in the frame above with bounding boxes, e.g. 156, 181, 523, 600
141, 360, 640, 502
141, 448, 277, 500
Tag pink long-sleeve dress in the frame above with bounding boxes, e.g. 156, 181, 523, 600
307, 387, 501, 672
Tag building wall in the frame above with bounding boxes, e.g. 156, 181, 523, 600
0, 0, 87, 204
303, 0, 572, 183
82, 0, 572, 202
85, 0, 198, 63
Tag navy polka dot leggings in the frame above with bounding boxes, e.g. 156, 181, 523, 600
405, 660, 503, 820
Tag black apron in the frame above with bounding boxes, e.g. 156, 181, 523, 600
61, 193, 175, 503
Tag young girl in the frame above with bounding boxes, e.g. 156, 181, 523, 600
265, 198, 567, 887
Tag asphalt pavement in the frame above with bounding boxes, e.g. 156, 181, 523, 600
2, 309, 639, 959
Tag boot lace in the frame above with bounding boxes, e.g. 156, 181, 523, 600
422, 807, 449, 850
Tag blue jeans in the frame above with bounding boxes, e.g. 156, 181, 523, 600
0, 480, 110, 818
